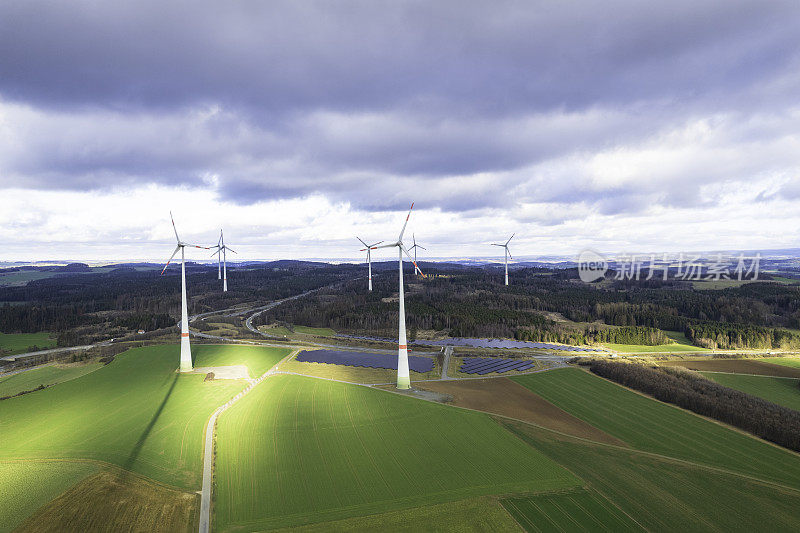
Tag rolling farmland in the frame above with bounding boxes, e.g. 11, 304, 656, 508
0, 461, 98, 533
764, 357, 800, 370
0, 344, 287, 489
0, 332, 56, 355
501, 488, 644, 532
512, 368, 800, 489
0, 362, 103, 397
214, 374, 581, 531
702, 372, 800, 411
503, 420, 800, 532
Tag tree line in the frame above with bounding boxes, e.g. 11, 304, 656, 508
588, 360, 800, 452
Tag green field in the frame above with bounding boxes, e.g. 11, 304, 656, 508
191, 344, 291, 377
764, 357, 800, 369
293, 325, 336, 337
701, 372, 800, 411
214, 375, 580, 531
512, 368, 800, 489
503, 420, 800, 532
602, 343, 708, 353
0, 344, 288, 490
279, 496, 521, 532
0, 362, 103, 398
0, 332, 57, 355
0, 461, 98, 533
603, 331, 708, 353
501, 488, 643, 532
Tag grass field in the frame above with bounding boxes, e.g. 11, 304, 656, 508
501, 488, 644, 532
0, 332, 56, 355
293, 325, 336, 337
764, 357, 800, 369
15, 469, 198, 533
0, 362, 103, 397
276, 496, 521, 532
0, 461, 98, 533
602, 343, 708, 353
191, 344, 290, 377
278, 355, 439, 384
602, 331, 708, 353
0, 344, 288, 490
503, 420, 800, 532
701, 372, 800, 411
213, 375, 581, 531
512, 368, 800, 489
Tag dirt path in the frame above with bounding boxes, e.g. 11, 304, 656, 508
198, 350, 297, 533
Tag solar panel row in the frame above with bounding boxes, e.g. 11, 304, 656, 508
459, 357, 535, 375
335, 334, 604, 352
296, 349, 434, 373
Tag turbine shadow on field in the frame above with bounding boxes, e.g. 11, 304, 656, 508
120, 373, 179, 478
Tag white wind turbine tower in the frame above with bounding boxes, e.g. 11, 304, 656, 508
356, 237, 383, 291
211, 229, 237, 292
409, 234, 426, 276
375, 203, 424, 390
212, 231, 223, 280
491, 233, 514, 286
161, 212, 209, 372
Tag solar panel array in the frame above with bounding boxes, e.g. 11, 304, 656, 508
459, 357, 536, 375
415, 337, 604, 352
297, 349, 434, 373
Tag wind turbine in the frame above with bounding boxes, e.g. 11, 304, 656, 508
211, 229, 237, 292
161, 212, 209, 372
408, 234, 426, 276
491, 233, 514, 286
212, 231, 222, 280
356, 237, 383, 291
375, 203, 425, 390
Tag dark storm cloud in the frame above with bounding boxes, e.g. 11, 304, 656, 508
1, 0, 799, 214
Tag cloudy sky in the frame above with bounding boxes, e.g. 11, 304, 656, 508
1, 0, 799, 262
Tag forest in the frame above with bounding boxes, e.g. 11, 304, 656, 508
0, 261, 355, 346
3, 261, 800, 350
255, 264, 800, 348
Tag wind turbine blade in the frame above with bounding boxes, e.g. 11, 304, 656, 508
375, 243, 398, 249
397, 202, 414, 242
211, 249, 221, 257
506, 233, 515, 246
507, 250, 513, 260
402, 244, 425, 277
418, 245, 427, 250
169, 211, 180, 242
356, 236, 369, 248
226, 247, 237, 254
161, 245, 181, 275
369, 241, 384, 247
218, 230, 223, 247
491, 243, 503, 247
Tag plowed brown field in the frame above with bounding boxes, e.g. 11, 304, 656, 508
419, 378, 626, 446
659, 359, 800, 378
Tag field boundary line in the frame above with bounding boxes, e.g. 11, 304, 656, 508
368, 376, 800, 496
198, 349, 298, 533
578, 367, 800, 459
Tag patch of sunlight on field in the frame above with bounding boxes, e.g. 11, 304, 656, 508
0, 362, 104, 398
214, 374, 580, 531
